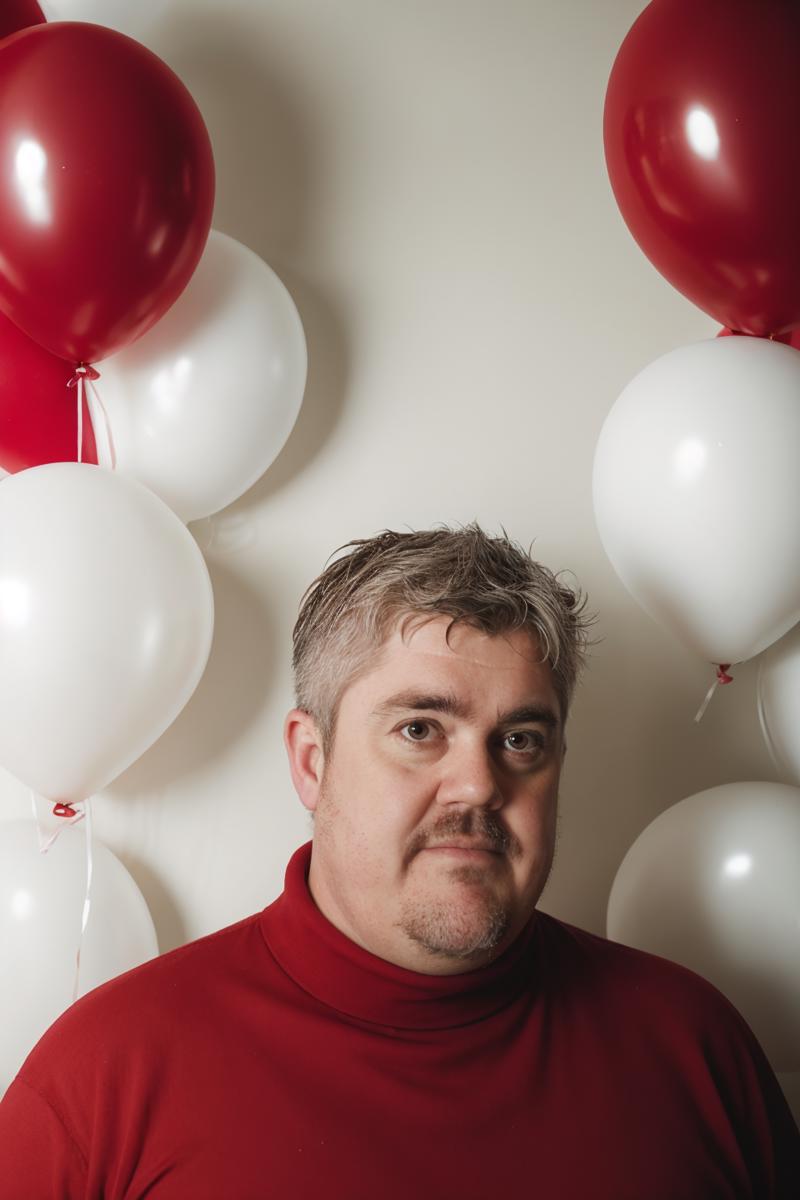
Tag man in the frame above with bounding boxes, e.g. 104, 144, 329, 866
0, 526, 797, 1199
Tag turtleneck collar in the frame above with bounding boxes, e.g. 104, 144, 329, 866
260, 841, 539, 1031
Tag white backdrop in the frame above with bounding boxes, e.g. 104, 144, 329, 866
2, 0, 795, 1114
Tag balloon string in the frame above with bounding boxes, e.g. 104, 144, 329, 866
30, 789, 62, 854
29, 789, 92, 1003
86, 375, 116, 470
73, 798, 93, 1004
77, 376, 83, 463
31, 790, 85, 853
67, 364, 100, 465
694, 663, 733, 723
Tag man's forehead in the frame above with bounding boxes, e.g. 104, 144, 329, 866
331, 613, 562, 734
345, 615, 560, 718
390, 612, 545, 668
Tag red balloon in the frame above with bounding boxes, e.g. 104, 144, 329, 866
0, 1, 46, 40
0, 315, 97, 472
0, 22, 215, 363
605, 0, 800, 337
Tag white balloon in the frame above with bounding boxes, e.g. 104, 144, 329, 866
95, 231, 307, 523
758, 622, 800, 786
607, 782, 800, 1070
0, 820, 158, 1091
0, 463, 214, 801
593, 337, 800, 664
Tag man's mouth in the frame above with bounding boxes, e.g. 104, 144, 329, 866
422, 841, 503, 856
404, 812, 520, 865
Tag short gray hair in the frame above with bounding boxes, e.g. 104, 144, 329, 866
292, 525, 591, 749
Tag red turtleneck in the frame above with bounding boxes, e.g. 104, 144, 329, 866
0, 842, 797, 1198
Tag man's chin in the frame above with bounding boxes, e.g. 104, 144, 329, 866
398, 886, 512, 962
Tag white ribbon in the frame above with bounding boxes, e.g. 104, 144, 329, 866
694, 677, 720, 723
73, 798, 94, 1003
694, 664, 733, 724
85, 375, 117, 470
77, 373, 84, 464
31, 790, 94, 1004
70, 365, 115, 469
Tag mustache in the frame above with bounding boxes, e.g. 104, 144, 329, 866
405, 810, 521, 860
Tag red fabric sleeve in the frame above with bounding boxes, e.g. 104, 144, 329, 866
724, 1015, 800, 1197
0, 1076, 87, 1199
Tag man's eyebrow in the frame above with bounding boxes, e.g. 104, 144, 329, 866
499, 705, 560, 729
373, 691, 469, 718
372, 694, 560, 727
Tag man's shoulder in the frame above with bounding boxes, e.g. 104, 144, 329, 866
90, 907, 267, 1000
19, 909, 269, 1080
535, 905, 716, 987
533, 909, 752, 1035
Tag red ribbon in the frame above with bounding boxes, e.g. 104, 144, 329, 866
67, 363, 100, 389
53, 802, 79, 818
716, 663, 733, 685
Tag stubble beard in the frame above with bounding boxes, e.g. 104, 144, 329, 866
399, 882, 511, 961
398, 811, 521, 962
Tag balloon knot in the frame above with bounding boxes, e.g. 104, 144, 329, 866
67, 363, 100, 388
53, 802, 79, 818
716, 663, 733, 685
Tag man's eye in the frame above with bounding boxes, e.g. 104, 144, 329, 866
400, 721, 431, 742
503, 731, 543, 754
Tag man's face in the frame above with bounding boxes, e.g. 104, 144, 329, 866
286, 616, 565, 975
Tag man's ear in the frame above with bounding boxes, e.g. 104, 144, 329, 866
284, 709, 325, 813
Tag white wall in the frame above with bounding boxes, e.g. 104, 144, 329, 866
2, 0, 796, 1113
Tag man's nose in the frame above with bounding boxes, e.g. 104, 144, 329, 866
436, 741, 503, 809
